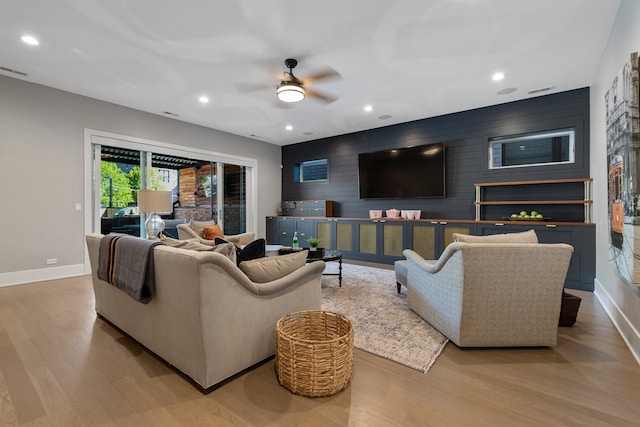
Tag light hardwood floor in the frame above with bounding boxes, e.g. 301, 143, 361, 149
0, 273, 639, 426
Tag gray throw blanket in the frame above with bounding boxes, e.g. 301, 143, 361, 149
97, 234, 163, 303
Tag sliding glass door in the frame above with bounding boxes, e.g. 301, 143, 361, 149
93, 140, 249, 238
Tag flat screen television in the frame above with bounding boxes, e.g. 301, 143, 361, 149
358, 143, 445, 199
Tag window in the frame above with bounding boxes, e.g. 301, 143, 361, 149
297, 159, 328, 182
489, 129, 575, 169
89, 132, 254, 240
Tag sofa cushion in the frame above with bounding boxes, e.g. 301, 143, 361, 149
453, 229, 538, 244
203, 224, 225, 240
189, 220, 216, 238
239, 250, 308, 283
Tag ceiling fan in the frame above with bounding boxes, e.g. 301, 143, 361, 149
275, 58, 340, 104
236, 58, 341, 105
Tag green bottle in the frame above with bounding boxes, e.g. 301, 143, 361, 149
293, 231, 299, 249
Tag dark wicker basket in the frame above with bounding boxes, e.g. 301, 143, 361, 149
559, 291, 581, 327
275, 310, 353, 397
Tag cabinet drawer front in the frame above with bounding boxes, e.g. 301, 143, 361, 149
308, 200, 326, 208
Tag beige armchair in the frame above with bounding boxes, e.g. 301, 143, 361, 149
177, 220, 255, 246
402, 241, 573, 347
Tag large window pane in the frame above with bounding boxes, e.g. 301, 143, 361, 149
223, 164, 247, 234
97, 144, 248, 238
99, 147, 142, 236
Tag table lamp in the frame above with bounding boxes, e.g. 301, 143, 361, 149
138, 190, 173, 237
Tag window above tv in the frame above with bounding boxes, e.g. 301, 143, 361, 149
489, 129, 575, 169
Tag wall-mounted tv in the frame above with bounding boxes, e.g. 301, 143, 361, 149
358, 143, 445, 199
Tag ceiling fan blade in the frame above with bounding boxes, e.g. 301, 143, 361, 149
305, 88, 338, 104
301, 67, 342, 85
234, 82, 274, 93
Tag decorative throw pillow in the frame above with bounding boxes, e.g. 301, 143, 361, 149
189, 220, 216, 238
203, 224, 225, 240
237, 238, 266, 264
239, 250, 308, 283
215, 237, 266, 265
453, 229, 538, 244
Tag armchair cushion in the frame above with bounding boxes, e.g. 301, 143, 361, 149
452, 229, 538, 244
239, 250, 309, 283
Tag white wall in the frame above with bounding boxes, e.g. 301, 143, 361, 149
591, 0, 640, 363
0, 75, 282, 285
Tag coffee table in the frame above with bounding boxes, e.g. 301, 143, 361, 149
308, 250, 343, 287
279, 248, 343, 287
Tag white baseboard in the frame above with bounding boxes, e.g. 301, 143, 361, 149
0, 264, 86, 288
594, 278, 640, 366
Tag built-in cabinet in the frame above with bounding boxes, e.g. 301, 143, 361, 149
266, 216, 594, 291
267, 217, 472, 264
280, 200, 334, 217
268, 178, 595, 291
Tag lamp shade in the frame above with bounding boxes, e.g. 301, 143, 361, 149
138, 190, 172, 213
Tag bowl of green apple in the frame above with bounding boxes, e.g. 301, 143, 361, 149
506, 210, 549, 221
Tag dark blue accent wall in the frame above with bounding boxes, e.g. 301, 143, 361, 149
282, 88, 590, 219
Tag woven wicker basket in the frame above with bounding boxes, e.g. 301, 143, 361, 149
275, 310, 354, 397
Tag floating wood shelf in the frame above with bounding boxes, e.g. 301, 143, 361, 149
474, 178, 593, 223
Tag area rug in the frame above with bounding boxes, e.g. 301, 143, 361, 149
321, 263, 448, 373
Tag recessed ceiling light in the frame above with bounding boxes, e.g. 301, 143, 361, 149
285, 125, 293, 131
492, 72, 505, 81
21, 35, 39, 46
364, 105, 373, 112
198, 95, 209, 104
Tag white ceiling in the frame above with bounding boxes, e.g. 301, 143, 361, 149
0, 0, 621, 146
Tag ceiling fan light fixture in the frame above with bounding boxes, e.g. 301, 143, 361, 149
277, 82, 305, 103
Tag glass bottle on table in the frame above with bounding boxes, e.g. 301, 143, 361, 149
292, 231, 299, 249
